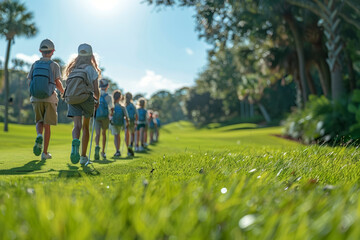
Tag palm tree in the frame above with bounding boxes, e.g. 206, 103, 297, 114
0, 0, 37, 131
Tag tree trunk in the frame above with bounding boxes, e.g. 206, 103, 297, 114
345, 50, 356, 91
331, 66, 343, 100
305, 62, 317, 95
285, 15, 308, 105
4, 38, 12, 132
257, 103, 271, 123
314, 58, 330, 97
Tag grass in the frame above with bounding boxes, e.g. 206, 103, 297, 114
0, 121, 360, 239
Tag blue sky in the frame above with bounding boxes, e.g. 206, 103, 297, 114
0, 0, 210, 97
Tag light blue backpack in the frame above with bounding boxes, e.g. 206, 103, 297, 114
95, 93, 109, 120
113, 104, 125, 126
126, 103, 137, 122
30, 60, 55, 99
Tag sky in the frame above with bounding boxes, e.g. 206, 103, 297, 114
0, 0, 210, 97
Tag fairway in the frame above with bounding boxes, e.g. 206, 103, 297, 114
1, 122, 360, 239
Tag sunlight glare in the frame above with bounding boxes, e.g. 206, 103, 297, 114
90, 0, 120, 14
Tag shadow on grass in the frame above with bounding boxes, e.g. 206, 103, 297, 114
0, 159, 46, 175
92, 159, 115, 164
58, 163, 100, 177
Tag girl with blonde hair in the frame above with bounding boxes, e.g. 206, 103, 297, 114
63, 43, 100, 165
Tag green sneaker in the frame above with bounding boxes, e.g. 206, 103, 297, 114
33, 135, 43, 156
94, 146, 100, 160
70, 139, 80, 164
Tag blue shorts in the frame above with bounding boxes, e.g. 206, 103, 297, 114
67, 95, 94, 119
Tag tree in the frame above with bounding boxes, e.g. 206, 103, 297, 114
0, 0, 37, 131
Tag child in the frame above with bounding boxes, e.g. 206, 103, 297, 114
63, 43, 100, 165
94, 79, 113, 160
135, 98, 147, 152
110, 90, 129, 157
154, 111, 161, 142
125, 92, 138, 156
28, 39, 65, 161
148, 110, 156, 144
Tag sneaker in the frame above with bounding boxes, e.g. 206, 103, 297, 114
139, 146, 145, 152
70, 139, 80, 164
80, 156, 89, 165
101, 152, 106, 159
127, 152, 133, 157
41, 152, 52, 161
94, 146, 100, 160
114, 151, 121, 157
134, 146, 139, 152
33, 135, 43, 156
128, 147, 134, 156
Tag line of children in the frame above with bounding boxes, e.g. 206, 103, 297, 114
29, 40, 162, 164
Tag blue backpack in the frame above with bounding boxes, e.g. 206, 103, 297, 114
113, 104, 125, 126
126, 103, 136, 122
95, 93, 109, 120
30, 60, 55, 99
138, 108, 147, 122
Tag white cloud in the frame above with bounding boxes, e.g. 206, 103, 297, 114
135, 70, 183, 97
185, 48, 194, 55
15, 53, 40, 64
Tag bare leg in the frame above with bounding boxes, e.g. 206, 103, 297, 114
36, 121, 44, 135
72, 116, 82, 139
114, 134, 120, 151
95, 124, 100, 147
43, 124, 51, 154
81, 117, 90, 156
102, 129, 106, 153
140, 127, 144, 146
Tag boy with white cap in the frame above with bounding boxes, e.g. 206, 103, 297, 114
63, 43, 100, 165
28, 39, 65, 161
94, 79, 113, 160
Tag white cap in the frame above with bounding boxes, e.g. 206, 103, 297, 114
78, 43, 93, 56
39, 39, 55, 51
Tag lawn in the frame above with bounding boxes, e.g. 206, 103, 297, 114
0, 121, 359, 239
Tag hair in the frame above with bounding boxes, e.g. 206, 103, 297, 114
63, 55, 101, 79
125, 92, 133, 105
113, 90, 122, 105
138, 97, 146, 108
154, 111, 159, 117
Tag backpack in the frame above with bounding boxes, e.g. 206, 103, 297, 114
126, 103, 136, 122
64, 65, 93, 104
113, 104, 125, 126
138, 108, 147, 123
95, 93, 109, 120
30, 60, 55, 99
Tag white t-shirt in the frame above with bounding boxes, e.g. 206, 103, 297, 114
84, 65, 99, 84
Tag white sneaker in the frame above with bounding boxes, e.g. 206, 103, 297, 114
80, 156, 89, 165
41, 152, 52, 161
101, 152, 106, 159
135, 146, 139, 152
139, 146, 145, 152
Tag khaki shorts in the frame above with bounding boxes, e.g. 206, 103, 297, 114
110, 124, 124, 135
95, 118, 110, 131
32, 102, 58, 125
128, 121, 135, 132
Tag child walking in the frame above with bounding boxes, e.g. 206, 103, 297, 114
135, 98, 147, 152
94, 79, 113, 160
63, 43, 100, 165
28, 39, 65, 161
110, 90, 129, 157
124, 92, 137, 156
148, 110, 156, 144
154, 111, 161, 142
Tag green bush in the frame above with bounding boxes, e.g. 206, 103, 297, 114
283, 95, 356, 145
